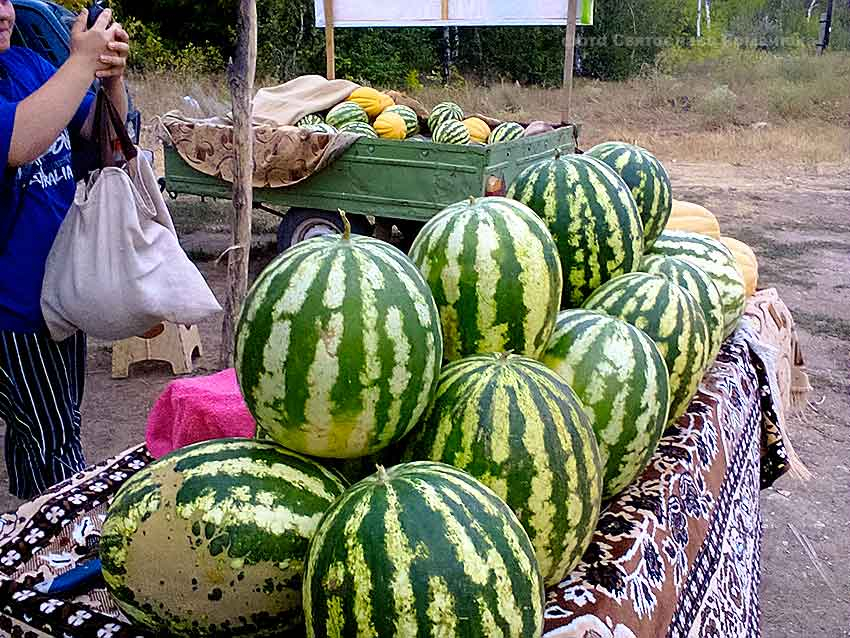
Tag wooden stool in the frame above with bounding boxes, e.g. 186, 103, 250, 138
111, 323, 203, 379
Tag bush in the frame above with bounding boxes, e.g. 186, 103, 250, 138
697, 85, 739, 128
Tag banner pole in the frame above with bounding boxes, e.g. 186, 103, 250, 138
324, 0, 336, 79
561, 0, 578, 125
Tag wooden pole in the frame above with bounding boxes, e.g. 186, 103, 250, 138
324, 0, 336, 79
220, 0, 257, 367
561, 0, 578, 125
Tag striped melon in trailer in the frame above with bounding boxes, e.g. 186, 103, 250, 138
650, 230, 747, 337
296, 113, 324, 127
401, 353, 603, 585
583, 272, 709, 423
303, 461, 545, 638
325, 101, 369, 128
586, 142, 673, 248
100, 438, 347, 637
235, 214, 443, 459
409, 196, 562, 361
542, 310, 670, 498
432, 119, 471, 145
507, 153, 645, 308
338, 121, 378, 138
427, 101, 464, 132
488, 121, 525, 144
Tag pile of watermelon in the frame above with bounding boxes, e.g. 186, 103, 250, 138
298, 88, 528, 146
101, 139, 753, 637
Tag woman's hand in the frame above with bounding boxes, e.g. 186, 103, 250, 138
97, 24, 130, 82
68, 8, 114, 75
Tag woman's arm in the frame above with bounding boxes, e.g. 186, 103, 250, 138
7, 9, 116, 167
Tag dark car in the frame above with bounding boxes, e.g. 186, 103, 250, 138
11, 0, 142, 176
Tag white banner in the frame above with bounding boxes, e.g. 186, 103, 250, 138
315, 0, 594, 27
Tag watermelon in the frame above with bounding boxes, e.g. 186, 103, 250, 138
427, 101, 464, 132
640, 254, 725, 362
409, 196, 562, 361
235, 217, 443, 459
296, 113, 324, 127
100, 438, 347, 637
488, 121, 525, 144
507, 153, 645, 308
586, 142, 673, 248
326, 101, 369, 128
432, 119, 470, 145
650, 230, 747, 337
542, 310, 670, 498
338, 121, 378, 138
401, 353, 602, 585
583, 273, 708, 423
383, 104, 420, 137
301, 122, 337, 135
303, 461, 545, 637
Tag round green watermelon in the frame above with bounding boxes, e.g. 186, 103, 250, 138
488, 122, 525, 144
507, 153, 645, 308
427, 101, 464, 133
303, 461, 545, 637
650, 230, 747, 338
409, 196, 562, 361
586, 142, 672, 248
640, 254, 724, 363
432, 119, 470, 145
401, 353, 602, 585
236, 219, 443, 458
100, 438, 347, 637
542, 310, 670, 498
583, 272, 708, 423
326, 101, 369, 128
338, 121, 378, 138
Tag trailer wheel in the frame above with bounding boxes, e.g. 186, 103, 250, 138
277, 208, 370, 252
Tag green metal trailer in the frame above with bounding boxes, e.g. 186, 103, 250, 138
163, 125, 577, 251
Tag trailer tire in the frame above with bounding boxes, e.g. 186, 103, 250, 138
277, 208, 371, 252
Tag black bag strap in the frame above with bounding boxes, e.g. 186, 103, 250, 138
93, 88, 137, 167
0, 163, 38, 255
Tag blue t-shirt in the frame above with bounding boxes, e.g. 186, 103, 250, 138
0, 47, 94, 333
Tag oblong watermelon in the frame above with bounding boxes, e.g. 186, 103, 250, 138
338, 121, 379, 138
401, 353, 602, 585
236, 225, 443, 458
100, 438, 347, 637
640, 254, 725, 363
650, 230, 747, 337
303, 461, 545, 637
542, 310, 670, 498
326, 101, 369, 128
507, 153, 645, 308
586, 142, 673, 248
432, 119, 470, 145
409, 196, 562, 361
583, 272, 708, 423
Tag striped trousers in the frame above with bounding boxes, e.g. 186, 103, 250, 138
0, 330, 86, 499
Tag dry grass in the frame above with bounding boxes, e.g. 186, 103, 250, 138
132, 49, 850, 169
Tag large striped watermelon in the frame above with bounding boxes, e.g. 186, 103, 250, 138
326, 101, 369, 128
488, 121, 525, 144
586, 142, 673, 248
303, 462, 545, 637
650, 230, 747, 337
432, 119, 471, 145
401, 353, 602, 585
409, 196, 562, 360
100, 438, 347, 637
583, 273, 708, 423
427, 101, 464, 132
507, 153, 644, 308
235, 218, 443, 458
542, 310, 670, 498
338, 121, 378, 138
640, 254, 725, 362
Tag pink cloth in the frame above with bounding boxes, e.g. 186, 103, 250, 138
145, 368, 257, 459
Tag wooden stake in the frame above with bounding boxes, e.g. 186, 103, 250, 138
441, 0, 449, 20
561, 0, 578, 125
220, 0, 257, 367
324, 0, 336, 79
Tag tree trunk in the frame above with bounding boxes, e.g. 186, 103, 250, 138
697, 0, 703, 38
220, 0, 257, 367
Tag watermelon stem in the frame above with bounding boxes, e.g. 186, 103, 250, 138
468, 196, 477, 205
376, 464, 389, 483
338, 209, 351, 240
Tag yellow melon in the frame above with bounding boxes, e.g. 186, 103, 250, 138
721, 236, 759, 297
373, 112, 407, 140
666, 199, 721, 239
348, 87, 389, 119
462, 117, 492, 144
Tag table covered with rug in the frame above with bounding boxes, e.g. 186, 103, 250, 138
0, 289, 808, 638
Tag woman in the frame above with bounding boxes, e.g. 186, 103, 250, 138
0, 1, 130, 499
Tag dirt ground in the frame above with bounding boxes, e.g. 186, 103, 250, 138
0, 161, 848, 635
